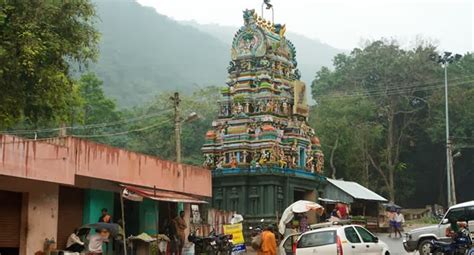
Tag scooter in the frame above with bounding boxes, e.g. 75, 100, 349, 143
430, 227, 472, 255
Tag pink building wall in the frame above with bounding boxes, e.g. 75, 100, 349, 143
0, 135, 212, 254
0, 135, 212, 197
0, 135, 74, 185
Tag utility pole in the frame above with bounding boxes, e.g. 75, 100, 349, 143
170, 92, 182, 163
449, 141, 456, 205
432, 52, 462, 206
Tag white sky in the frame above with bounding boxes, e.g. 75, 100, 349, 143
136, 0, 474, 53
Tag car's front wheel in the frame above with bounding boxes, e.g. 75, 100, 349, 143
417, 239, 434, 255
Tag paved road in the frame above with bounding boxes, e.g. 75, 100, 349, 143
377, 235, 415, 255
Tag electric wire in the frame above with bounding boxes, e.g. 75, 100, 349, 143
0, 108, 173, 135
71, 119, 171, 138
313, 78, 474, 100
0, 119, 172, 144
312, 74, 474, 97
314, 78, 474, 99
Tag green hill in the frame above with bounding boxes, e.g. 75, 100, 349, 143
92, 0, 229, 106
91, 0, 342, 106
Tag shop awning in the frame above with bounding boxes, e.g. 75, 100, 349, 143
120, 185, 208, 204
318, 197, 341, 204
325, 179, 388, 203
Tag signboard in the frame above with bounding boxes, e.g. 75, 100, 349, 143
292, 80, 309, 117
191, 205, 202, 224
122, 188, 143, 202
223, 223, 246, 254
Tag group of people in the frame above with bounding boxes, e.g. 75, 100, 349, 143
320, 202, 349, 222
63, 208, 188, 255
65, 208, 113, 254
387, 209, 405, 238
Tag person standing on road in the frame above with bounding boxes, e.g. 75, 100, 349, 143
258, 225, 277, 255
174, 211, 187, 255
387, 209, 396, 238
394, 209, 405, 238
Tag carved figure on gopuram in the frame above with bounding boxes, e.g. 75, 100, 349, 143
202, 8, 324, 173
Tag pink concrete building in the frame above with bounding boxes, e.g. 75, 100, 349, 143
0, 134, 212, 255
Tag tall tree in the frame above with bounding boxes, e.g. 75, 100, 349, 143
312, 40, 441, 202
125, 87, 220, 165
0, 0, 99, 128
70, 73, 124, 146
77, 73, 120, 126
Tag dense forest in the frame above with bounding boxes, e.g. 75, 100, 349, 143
1, 0, 472, 207
310, 42, 474, 206
90, 0, 229, 106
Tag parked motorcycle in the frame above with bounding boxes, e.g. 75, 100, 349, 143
188, 229, 217, 254
430, 227, 472, 255
208, 229, 234, 255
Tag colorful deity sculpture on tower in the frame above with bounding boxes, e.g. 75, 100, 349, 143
202, 9, 324, 173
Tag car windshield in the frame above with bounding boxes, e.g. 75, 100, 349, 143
297, 230, 336, 248
442, 206, 474, 223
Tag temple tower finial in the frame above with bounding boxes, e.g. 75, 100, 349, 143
262, 0, 274, 23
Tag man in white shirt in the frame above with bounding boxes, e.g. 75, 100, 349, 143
87, 229, 110, 254
394, 210, 405, 238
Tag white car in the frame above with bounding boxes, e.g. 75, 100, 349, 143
279, 225, 390, 255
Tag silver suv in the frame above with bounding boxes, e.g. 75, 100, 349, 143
403, 201, 474, 255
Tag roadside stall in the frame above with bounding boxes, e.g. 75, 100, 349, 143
322, 179, 388, 231
120, 185, 208, 255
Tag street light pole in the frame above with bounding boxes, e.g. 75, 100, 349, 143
433, 52, 462, 206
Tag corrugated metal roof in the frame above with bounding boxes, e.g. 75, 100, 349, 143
327, 179, 388, 202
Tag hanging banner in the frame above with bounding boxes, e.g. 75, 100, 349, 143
223, 223, 246, 254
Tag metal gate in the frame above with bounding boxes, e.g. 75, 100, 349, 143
0, 190, 21, 249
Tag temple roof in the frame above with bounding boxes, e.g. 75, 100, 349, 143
231, 9, 297, 68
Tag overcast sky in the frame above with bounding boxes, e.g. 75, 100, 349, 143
137, 0, 473, 53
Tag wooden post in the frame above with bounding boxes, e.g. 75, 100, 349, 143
276, 210, 281, 243
120, 190, 128, 255
154, 186, 159, 235
170, 92, 182, 163
154, 185, 160, 255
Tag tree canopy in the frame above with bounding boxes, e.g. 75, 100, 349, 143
0, 0, 99, 128
311, 40, 474, 204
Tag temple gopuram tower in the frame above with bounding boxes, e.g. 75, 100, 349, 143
202, 7, 326, 224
